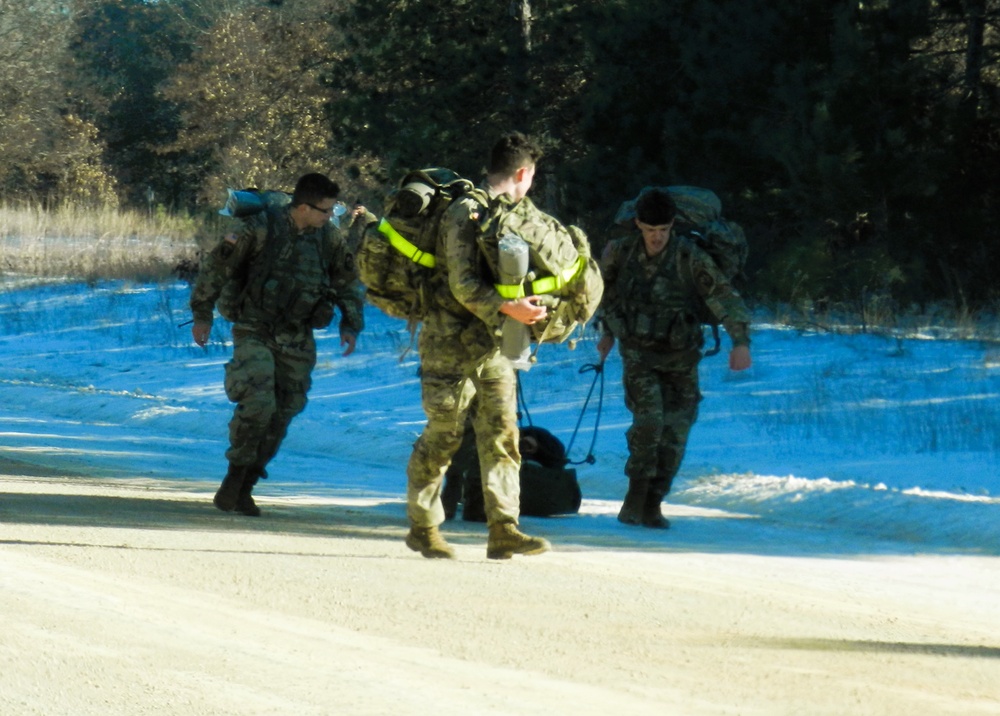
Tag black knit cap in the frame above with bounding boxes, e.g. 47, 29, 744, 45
635, 189, 677, 225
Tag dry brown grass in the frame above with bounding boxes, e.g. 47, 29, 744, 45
0, 203, 202, 282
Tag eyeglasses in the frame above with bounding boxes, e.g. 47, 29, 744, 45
305, 202, 335, 215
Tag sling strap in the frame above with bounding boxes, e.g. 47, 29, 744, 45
494, 255, 587, 299
377, 218, 436, 268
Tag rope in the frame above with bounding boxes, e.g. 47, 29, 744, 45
515, 370, 533, 427
564, 361, 605, 466
517, 362, 605, 466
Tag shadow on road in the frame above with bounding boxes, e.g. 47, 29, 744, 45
3, 462, 997, 559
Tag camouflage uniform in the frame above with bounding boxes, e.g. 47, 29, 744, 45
190, 205, 364, 475
405, 187, 523, 529
600, 230, 750, 508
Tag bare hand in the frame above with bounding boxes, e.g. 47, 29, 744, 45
499, 296, 548, 325
597, 333, 615, 363
729, 344, 751, 371
340, 330, 357, 356
192, 322, 211, 347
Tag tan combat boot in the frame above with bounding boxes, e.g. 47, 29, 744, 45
405, 525, 456, 559
487, 521, 551, 560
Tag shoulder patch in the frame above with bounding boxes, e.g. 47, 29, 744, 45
223, 233, 239, 245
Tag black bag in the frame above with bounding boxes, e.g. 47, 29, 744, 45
442, 425, 582, 521
518, 460, 582, 518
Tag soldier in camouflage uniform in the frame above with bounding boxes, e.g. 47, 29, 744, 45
597, 188, 752, 529
190, 173, 365, 517
404, 132, 557, 560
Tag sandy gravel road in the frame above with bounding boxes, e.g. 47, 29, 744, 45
1, 467, 998, 715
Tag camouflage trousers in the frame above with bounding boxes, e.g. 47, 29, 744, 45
621, 352, 702, 497
406, 325, 521, 528
223, 325, 316, 470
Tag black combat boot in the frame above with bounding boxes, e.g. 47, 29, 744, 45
235, 473, 261, 517
617, 479, 649, 526
642, 490, 671, 529
213, 463, 247, 512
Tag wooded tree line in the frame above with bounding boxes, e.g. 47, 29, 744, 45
1, 0, 997, 310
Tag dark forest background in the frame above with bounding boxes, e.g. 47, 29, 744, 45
1, 0, 997, 312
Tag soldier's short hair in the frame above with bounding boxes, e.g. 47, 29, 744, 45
488, 131, 543, 176
635, 189, 677, 226
292, 173, 340, 207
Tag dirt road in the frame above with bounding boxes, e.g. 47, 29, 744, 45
2, 471, 998, 715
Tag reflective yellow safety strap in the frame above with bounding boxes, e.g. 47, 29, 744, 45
494, 255, 586, 299
377, 218, 436, 268
495, 282, 526, 299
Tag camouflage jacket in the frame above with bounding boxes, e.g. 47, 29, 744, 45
600, 231, 750, 357
430, 185, 504, 331
190, 205, 364, 336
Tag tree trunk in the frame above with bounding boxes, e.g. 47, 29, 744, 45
962, 0, 986, 111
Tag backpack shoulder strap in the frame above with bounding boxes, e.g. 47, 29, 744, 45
242, 206, 287, 302
672, 233, 701, 285
463, 187, 492, 217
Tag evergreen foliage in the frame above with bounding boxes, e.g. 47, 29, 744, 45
0, 0, 996, 309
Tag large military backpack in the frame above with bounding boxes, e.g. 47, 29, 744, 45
214, 189, 291, 322
614, 185, 748, 355
357, 167, 474, 322
476, 196, 604, 347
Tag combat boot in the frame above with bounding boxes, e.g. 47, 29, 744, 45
213, 463, 247, 512
486, 521, 551, 560
617, 479, 649, 526
235, 473, 261, 517
405, 525, 456, 559
642, 491, 671, 529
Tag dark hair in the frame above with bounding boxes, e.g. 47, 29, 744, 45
635, 189, 677, 226
292, 173, 340, 206
488, 131, 543, 176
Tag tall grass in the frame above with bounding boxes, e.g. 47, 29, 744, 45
767, 298, 1000, 343
0, 203, 202, 283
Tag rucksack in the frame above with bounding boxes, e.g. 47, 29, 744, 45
214, 188, 335, 323
613, 185, 748, 355
356, 167, 474, 322
476, 196, 604, 347
359, 167, 603, 350
218, 187, 293, 219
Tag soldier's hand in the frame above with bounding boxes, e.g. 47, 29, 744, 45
340, 330, 357, 357
500, 296, 547, 325
192, 321, 212, 347
729, 345, 751, 371
597, 333, 615, 363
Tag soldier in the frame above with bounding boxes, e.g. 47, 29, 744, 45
405, 131, 569, 560
190, 173, 365, 516
597, 188, 752, 528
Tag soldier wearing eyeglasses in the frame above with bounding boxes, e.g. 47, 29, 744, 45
190, 173, 365, 516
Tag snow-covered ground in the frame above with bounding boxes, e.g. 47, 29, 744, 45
3, 278, 1000, 716
1, 278, 997, 554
